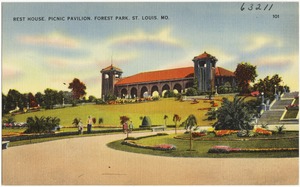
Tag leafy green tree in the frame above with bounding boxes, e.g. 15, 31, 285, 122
173, 114, 181, 134
214, 96, 255, 130
184, 114, 198, 151
2, 93, 7, 114
35, 92, 44, 107
68, 78, 87, 100
44, 88, 58, 109
253, 74, 284, 100
5, 89, 23, 112
234, 62, 257, 94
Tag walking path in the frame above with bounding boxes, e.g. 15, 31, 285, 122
2, 131, 299, 185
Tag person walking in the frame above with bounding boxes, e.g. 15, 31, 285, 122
78, 119, 83, 135
87, 116, 93, 133
129, 121, 133, 133
123, 122, 128, 134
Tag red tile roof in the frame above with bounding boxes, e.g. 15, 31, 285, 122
101, 65, 123, 73
115, 66, 234, 86
193, 51, 217, 61
115, 67, 194, 85
215, 67, 235, 77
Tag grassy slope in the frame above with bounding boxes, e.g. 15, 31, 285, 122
8, 97, 227, 128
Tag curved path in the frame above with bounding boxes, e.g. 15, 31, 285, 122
2, 131, 299, 185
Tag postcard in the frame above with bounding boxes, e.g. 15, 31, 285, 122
2, 1, 299, 185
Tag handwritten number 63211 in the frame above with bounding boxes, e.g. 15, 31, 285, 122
241, 3, 273, 11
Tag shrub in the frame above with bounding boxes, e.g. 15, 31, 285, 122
186, 88, 198, 96
72, 118, 80, 127
276, 125, 285, 134
140, 116, 152, 127
164, 90, 177, 98
24, 116, 60, 134
152, 96, 160, 101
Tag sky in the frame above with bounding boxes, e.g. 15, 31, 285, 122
2, 2, 299, 98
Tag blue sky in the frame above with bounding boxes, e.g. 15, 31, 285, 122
2, 2, 299, 97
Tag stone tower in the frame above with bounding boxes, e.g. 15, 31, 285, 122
192, 52, 218, 93
100, 65, 123, 98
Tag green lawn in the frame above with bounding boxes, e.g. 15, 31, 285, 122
4, 97, 228, 130
107, 132, 299, 158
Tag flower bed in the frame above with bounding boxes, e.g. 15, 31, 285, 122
192, 132, 207, 138
208, 146, 241, 153
285, 104, 299, 110
214, 130, 239, 137
122, 140, 176, 151
154, 144, 177, 151
208, 145, 298, 154
254, 128, 272, 135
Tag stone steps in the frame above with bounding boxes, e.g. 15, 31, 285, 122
271, 99, 293, 110
258, 92, 299, 126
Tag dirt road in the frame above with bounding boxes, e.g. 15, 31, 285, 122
2, 131, 298, 185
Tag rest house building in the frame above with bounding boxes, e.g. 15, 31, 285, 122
101, 52, 236, 99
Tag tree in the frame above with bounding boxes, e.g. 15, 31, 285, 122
28, 92, 38, 108
140, 116, 152, 127
214, 95, 255, 130
5, 89, 23, 112
253, 74, 283, 100
234, 62, 257, 94
98, 118, 104, 124
72, 118, 80, 127
35, 92, 44, 107
184, 114, 198, 151
173, 114, 181, 134
68, 78, 87, 100
163, 115, 168, 126
44, 88, 58, 109
2, 93, 7, 114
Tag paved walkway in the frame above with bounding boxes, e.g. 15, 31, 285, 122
2, 131, 299, 185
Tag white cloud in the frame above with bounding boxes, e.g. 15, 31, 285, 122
254, 53, 299, 91
254, 53, 298, 68
107, 27, 184, 48
18, 31, 81, 49
243, 34, 283, 52
205, 47, 238, 68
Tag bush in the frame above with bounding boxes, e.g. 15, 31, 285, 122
164, 90, 177, 98
24, 116, 60, 134
186, 88, 198, 96
96, 99, 106, 104
140, 116, 152, 127
152, 96, 160, 101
